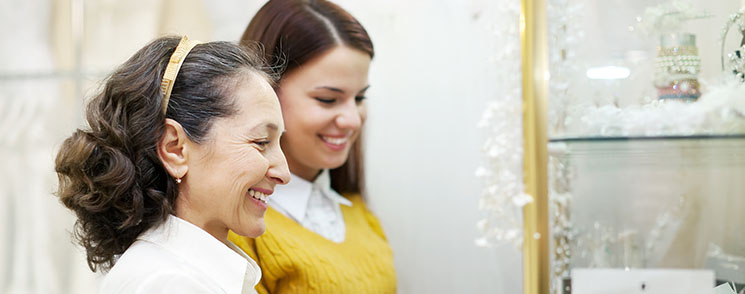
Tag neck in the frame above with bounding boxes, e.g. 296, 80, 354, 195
175, 196, 229, 244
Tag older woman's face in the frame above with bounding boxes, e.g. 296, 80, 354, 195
277, 45, 371, 181
179, 72, 290, 241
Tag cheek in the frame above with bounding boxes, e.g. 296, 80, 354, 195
227, 149, 267, 180
359, 106, 368, 125
283, 112, 304, 132
245, 153, 271, 177
281, 135, 309, 163
281, 103, 316, 133
257, 158, 271, 176
288, 112, 326, 138
279, 93, 306, 118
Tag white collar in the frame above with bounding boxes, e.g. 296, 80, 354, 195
137, 215, 261, 293
269, 169, 352, 222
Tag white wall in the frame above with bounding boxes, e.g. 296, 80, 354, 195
337, 0, 523, 293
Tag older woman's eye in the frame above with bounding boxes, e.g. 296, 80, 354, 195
254, 140, 270, 149
314, 97, 335, 104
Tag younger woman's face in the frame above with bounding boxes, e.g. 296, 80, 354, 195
277, 45, 371, 181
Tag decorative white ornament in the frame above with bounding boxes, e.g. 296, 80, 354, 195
475, 0, 525, 250
634, 0, 711, 35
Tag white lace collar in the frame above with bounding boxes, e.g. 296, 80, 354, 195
268, 169, 352, 222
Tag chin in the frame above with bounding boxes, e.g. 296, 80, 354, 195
237, 224, 266, 238
324, 156, 350, 169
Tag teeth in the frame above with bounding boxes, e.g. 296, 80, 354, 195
322, 136, 348, 145
249, 189, 267, 204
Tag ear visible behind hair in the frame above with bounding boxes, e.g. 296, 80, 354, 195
157, 118, 190, 180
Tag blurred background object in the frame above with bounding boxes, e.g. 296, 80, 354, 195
538, 0, 745, 292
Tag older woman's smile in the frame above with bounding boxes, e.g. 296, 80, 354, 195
248, 188, 272, 204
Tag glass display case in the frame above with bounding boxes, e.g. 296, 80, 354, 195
549, 135, 745, 293
542, 0, 745, 293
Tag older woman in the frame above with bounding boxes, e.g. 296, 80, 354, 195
228, 0, 397, 293
55, 36, 289, 293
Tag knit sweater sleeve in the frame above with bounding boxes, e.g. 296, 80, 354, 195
227, 232, 270, 294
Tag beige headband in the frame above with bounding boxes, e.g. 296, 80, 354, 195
160, 36, 202, 115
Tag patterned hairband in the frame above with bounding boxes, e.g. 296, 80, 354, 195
160, 36, 202, 115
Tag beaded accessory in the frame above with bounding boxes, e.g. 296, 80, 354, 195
654, 33, 701, 100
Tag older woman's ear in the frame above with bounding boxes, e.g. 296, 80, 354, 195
157, 118, 190, 180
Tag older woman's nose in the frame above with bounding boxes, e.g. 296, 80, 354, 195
267, 150, 290, 185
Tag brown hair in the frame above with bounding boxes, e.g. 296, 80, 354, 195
54, 36, 273, 272
242, 0, 373, 194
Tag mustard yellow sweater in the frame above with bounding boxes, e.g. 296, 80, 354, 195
228, 194, 397, 294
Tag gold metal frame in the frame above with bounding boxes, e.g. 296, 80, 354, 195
520, 0, 550, 293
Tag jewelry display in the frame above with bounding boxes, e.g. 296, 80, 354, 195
721, 6, 745, 82
654, 33, 701, 100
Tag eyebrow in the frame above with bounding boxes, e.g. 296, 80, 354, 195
315, 85, 371, 94
251, 122, 282, 134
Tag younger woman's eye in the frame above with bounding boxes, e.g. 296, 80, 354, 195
355, 96, 367, 103
314, 97, 336, 104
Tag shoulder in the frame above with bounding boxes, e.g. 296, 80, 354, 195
341, 193, 388, 240
342, 193, 365, 206
100, 241, 214, 294
228, 231, 259, 260
101, 271, 214, 294
342, 193, 375, 215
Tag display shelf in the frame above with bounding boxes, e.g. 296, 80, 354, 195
548, 134, 745, 293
